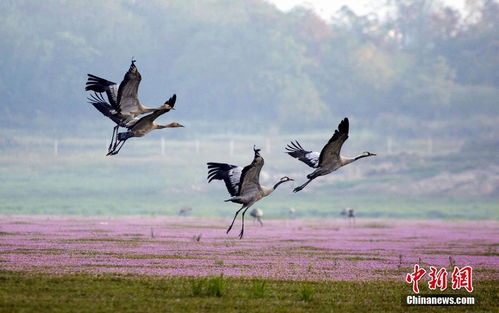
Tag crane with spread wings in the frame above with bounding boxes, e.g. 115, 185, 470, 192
207, 146, 293, 239
85, 59, 179, 155
286, 118, 376, 192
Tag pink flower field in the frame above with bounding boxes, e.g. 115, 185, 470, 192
1, 216, 497, 281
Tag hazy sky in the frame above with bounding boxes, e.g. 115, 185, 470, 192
267, 0, 467, 21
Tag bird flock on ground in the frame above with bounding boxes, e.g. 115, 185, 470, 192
85, 60, 376, 238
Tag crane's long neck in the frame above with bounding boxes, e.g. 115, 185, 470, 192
342, 154, 371, 166
155, 122, 179, 129
261, 186, 274, 197
262, 180, 288, 197
273, 180, 288, 191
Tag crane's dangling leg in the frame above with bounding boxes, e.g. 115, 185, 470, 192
293, 178, 314, 193
107, 144, 118, 156
107, 139, 120, 155
107, 125, 119, 153
107, 139, 127, 156
108, 131, 133, 156
227, 204, 246, 234
112, 139, 128, 155
238, 203, 255, 239
110, 130, 123, 152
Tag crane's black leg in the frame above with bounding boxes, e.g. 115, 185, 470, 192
293, 178, 314, 193
106, 139, 120, 156
107, 126, 118, 153
238, 204, 254, 239
227, 204, 246, 234
106, 144, 117, 156
112, 132, 122, 152
111, 139, 128, 155
107, 139, 126, 156
257, 217, 263, 227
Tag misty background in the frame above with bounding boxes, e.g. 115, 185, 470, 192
0, 0, 497, 219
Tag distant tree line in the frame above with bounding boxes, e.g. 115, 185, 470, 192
0, 0, 497, 137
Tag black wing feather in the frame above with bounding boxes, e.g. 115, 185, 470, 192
87, 92, 121, 125
85, 74, 119, 110
285, 140, 319, 168
207, 162, 241, 197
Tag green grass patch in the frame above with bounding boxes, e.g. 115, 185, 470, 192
248, 279, 267, 299
299, 283, 314, 302
0, 271, 496, 312
188, 275, 225, 297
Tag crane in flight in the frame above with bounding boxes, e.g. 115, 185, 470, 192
85, 59, 176, 154
207, 146, 293, 239
107, 99, 184, 155
286, 118, 376, 192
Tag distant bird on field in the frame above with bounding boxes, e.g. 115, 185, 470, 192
288, 207, 296, 219
207, 146, 294, 239
340, 208, 348, 218
341, 207, 355, 227
250, 208, 264, 226
85, 59, 178, 154
178, 206, 192, 216
286, 117, 376, 192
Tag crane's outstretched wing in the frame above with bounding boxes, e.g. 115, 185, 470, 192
127, 94, 176, 129
207, 163, 243, 197
238, 149, 264, 196
117, 60, 142, 116
285, 140, 319, 168
318, 117, 349, 167
85, 74, 119, 110
87, 92, 122, 125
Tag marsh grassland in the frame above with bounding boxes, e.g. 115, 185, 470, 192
0, 216, 497, 312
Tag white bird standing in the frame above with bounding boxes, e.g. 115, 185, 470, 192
250, 208, 264, 226
207, 146, 294, 239
286, 117, 376, 192
85, 59, 176, 154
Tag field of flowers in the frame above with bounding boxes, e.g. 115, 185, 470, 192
1, 216, 497, 281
